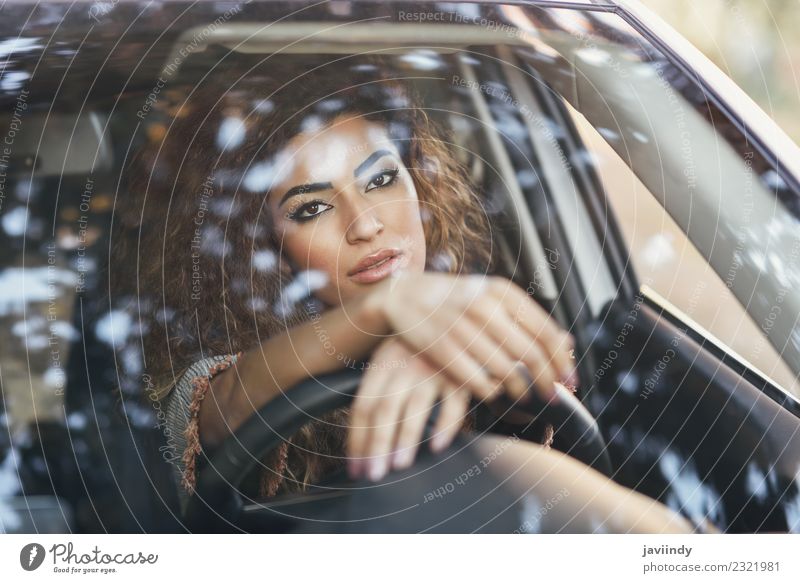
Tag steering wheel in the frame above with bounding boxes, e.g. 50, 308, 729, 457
183, 366, 612, 531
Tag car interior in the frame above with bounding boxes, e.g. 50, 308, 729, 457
1, 4, 799, 533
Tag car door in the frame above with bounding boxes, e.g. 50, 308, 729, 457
495, 2, 800, 531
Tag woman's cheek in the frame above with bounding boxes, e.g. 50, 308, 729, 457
397, 199, 428, 264
289, 229, 340, 279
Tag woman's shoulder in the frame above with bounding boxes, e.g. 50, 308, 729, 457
161, 352, 242, 509
165, 353, 241, 410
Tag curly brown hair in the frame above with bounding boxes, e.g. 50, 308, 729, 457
116, 55, 494, 498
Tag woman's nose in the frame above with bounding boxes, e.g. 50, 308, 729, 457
344, 197, 384, 244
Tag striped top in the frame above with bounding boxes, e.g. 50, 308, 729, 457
163, 353, 240, 514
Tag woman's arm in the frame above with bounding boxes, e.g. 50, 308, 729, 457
200, 272, 576, 448
199, 290, 387, 447
472, 434, 695, 533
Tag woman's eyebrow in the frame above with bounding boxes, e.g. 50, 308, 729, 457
278, 181, 333, 207
277, 149, 394, 207
353, 149, 394, 178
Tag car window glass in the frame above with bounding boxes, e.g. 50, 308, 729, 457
570, 110, 800, 397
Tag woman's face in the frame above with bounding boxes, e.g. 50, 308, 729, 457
267, 115, 427, 307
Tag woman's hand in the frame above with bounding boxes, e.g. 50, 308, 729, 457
364, 272, 577, 405
347, 338, 470, 481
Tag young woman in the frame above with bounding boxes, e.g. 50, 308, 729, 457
122, 56, 693, 532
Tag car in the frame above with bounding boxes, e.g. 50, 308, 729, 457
0, 0, 799, 534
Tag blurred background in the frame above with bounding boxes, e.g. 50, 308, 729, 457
640, 0, 800, 144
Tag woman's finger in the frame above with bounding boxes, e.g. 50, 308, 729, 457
517, 312, 576, 389
390, 299, 497, 392
348, 364, 398, 479
448, 316, 533, 401
360, 372, 415, 482
467, 304, 560, 402
430, 386, 471, 453
390, 374, 441, 471
400, 314, 504, 401
489, 280, 576, 385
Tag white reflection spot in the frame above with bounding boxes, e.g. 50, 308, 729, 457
50, 320, 79, 341
0, 447, 23, 532
762, 170, 787, 191
0, 71, 30, 92
200, 225, 232, 258
253, 99, 274, 114
786, 495, 800, 533
516, 169, 539, 190
210, 196, 240, 217
0, 38, 43, 58
12, 316, 45, 337
618, 371, 639, 396
659, 449, 720, 526
744, 464, 768, 504
517, 494, 542, 533
2, 207, 28, 237
248, 297, 268, 312
67, 412, 87, 430
597, 127, 619, 142
275, 270, 328, 317
216, 117, 246, 152
575, 48, 613, 67
574, 150, 599, 168
786, 469, 800, 533
430, 252, 453, 272
26, 335, 48, 350
439, 2, 480, 18
0, 268, 78, 315
300, 115, 324, 134
95, 310, 132, 346
243, 161, 276, 193
633, 63, 658, 78
245, 222, 266, 238
121, 346, 143, 376
127, 403, 155, 428
252, 250, 277, 272
316, 98, 344, 113
155, 307, 175, 324
641, 233, 676, 269
350, 63, 378, 73
400, 50, 444, 71
749, 249, 767, 272
590, 516, 608, 534
457, 54, 482, 66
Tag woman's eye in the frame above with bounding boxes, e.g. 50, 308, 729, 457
365, 168, 399, 192
288, 200, 332, 222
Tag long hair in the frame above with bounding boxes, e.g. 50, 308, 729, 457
116, 55, 493, 496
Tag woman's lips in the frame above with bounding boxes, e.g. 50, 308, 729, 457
348, 251, 406, 284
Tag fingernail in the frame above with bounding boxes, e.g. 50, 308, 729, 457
369, 456, 388, 482
431, 432, 450, 453
348, 458, 363, 479
392, 448, 414, 469
560, 366, 579, 387
547, 383, 561, 405
516, 362, 534, 387
567, 370, 580, 387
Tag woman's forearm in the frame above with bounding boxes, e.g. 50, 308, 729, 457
200, 291, 388, 446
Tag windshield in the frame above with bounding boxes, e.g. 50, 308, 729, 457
1, 0, 798, 533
